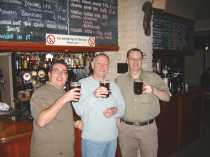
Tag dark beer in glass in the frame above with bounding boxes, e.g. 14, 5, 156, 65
70, 81, 81, 102
100, 80, 110, 98
134, 80, 143, 95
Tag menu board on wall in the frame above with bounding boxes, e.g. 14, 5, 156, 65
0, 0, 117, 49
152, 8, 193, 52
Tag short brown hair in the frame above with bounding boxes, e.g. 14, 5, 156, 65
127, 48, 144, 58
49, 59, 68, 71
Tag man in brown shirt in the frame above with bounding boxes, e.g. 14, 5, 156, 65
30, 60, 80, 157
116, 48, 170, 157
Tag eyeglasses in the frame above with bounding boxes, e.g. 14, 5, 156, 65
51, 68, 68, 75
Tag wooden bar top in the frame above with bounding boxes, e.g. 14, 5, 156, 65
0, 119, 32, 144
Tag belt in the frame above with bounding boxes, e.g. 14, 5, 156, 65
121, 119, 154, 126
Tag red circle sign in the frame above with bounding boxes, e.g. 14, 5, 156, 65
46, 34, 55, 45
88, 37, 95, 47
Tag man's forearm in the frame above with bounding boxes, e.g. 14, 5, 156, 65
37, 97, 65, 127
152, 87, 170, 102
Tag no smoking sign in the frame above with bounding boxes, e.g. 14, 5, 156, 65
46, 34, 55, 45
46, 33, 95, 47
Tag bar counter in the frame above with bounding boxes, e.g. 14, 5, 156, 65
0, 119, 32, 157
0, 119, 82, 157
157, 89, 202, 157
0, 119, 32, 144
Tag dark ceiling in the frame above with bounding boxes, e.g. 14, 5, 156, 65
194, 0, 210, 20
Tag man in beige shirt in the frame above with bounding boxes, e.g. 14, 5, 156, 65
116, 48, 170, 157
30, 60, 80, 157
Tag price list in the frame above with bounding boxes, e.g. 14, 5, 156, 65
69, 0, 117, 45
153, 9, 193, 51
0, 0, 68, 41
0, 0, 118, 46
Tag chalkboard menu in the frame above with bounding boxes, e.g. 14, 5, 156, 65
153, 8, 193, 52
0, 0, 118, 51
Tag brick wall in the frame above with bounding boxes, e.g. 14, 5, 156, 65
105, 0, 153, 80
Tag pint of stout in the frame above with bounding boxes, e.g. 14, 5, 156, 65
70, 81, 81, 102
134, 80, 143, 95
99, 80, 110, 98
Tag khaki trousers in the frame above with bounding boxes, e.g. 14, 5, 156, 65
118, 121, 158, 157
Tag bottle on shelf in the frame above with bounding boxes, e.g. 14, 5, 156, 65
162, 65, 169, 86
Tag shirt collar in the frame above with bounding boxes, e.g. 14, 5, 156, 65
127, 71, 144, 81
